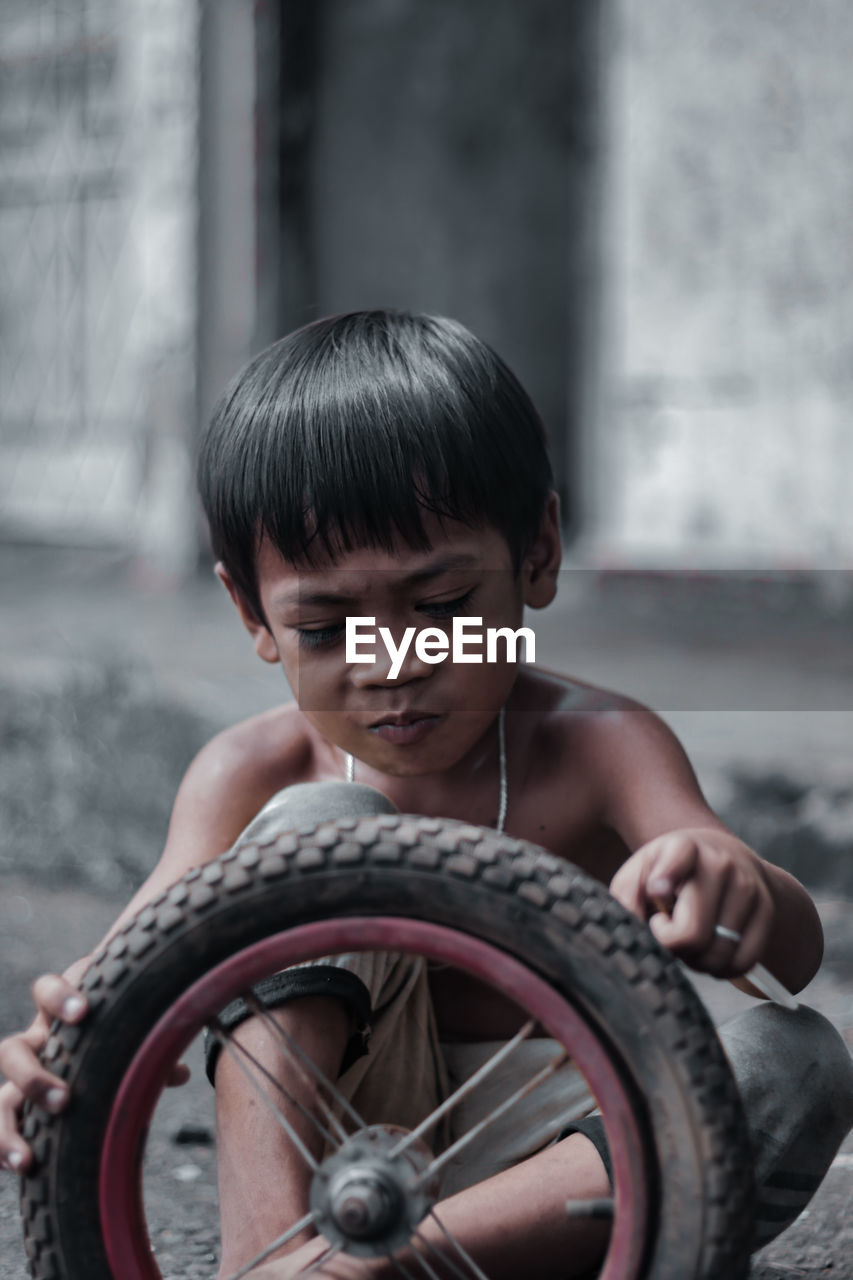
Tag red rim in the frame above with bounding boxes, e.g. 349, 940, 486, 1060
99, 917, 653, 1280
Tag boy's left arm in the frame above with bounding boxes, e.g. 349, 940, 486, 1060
594, 704, 823, 995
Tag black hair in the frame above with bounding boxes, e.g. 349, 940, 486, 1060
197, 310, 554, 622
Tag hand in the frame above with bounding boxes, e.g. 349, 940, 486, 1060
0, 971, 191, 1174
609, 828, 775, 978
0, 974, 87, 1173
242, 1237, 386, 1277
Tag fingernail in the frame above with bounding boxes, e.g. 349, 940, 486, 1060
62, 996, 86, 1020
5, 1150, 24, 1170
45, 1088, 67, 1111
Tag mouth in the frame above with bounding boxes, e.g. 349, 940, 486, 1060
367, 712, 441, 745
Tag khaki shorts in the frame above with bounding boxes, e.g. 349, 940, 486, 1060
204, 948, 853, 1248
204, 948, 595, 1198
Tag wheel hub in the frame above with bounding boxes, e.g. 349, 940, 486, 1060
310, 1125, 438, 1257
328, 1165, 401, 1238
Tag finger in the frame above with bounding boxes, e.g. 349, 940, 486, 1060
648, 869, 727, 957
166, 1062, 191, 1088
693, 868, 771, 976
654, 883, 775, 983
669, 882, 749, 975
727, 886, 775, 978
0, 1036, 69, 1114
610, 832, 697, 918
31, 975, 88, 1024
700, 893, 756, 975
0, 1083, 31, 1173
609, 857, 646, 915
642, 833, 700, 908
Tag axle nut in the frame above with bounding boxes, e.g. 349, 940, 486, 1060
330, 1171, 400, 1240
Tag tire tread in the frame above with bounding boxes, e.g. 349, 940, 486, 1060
20, 814, 754, 1280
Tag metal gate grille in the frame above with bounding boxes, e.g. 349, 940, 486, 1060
0, 0, 198, 555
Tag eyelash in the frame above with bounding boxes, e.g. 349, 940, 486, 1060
294, 590, 475, 650
420, 589, 475, 618
296, 623, 345, 650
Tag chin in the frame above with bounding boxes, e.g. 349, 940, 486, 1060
375, 735, 484, 779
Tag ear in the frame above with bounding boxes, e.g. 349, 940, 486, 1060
522, 491, 562, 610
214, 562, 280, 664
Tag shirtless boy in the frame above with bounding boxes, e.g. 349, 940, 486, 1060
1, 311, 851, 1279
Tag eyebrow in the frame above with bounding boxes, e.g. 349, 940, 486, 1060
271, 554, 480, 611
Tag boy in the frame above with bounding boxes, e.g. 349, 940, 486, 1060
1, 310, 851, 1279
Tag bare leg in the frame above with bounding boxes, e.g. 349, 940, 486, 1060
215, 996, 351, 1278
243, 1132, 611, 1280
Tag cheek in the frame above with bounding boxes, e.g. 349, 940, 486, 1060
281, 648, 349, 706
480, 572, 525, 615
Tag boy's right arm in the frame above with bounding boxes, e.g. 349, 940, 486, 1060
0, 720, 302, 1173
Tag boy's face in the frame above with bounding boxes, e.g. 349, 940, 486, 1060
221, 504, 560, 778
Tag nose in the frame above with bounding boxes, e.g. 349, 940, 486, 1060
349, 627, 436, 688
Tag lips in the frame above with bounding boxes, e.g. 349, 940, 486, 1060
369, 710, 434, 728
368, 712, 440, 745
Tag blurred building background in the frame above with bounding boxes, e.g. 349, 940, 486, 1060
0, 0, 198, 569
1, 0, 852, 580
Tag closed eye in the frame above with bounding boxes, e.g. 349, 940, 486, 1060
295, 623, 345, 650
294, 589, 474, 646
419, 589, 475, 619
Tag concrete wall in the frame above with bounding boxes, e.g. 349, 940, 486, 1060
302, 0, 603, 527
0, 0, 199, 574
595, 0, 853, 567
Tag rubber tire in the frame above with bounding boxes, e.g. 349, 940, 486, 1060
20, 815, 755, 1280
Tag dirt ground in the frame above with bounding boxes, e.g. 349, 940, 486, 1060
0, 546, 851, 1277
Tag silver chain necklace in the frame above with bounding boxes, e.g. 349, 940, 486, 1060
345, 704, 508, 834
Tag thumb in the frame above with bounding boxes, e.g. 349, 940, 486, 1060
647, 910, 685, 948
612, 833, 698, 920
166, 1061, 191, 1088
640, 833, 699, 910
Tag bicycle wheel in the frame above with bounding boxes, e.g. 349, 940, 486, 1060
20, 804, 755, 1280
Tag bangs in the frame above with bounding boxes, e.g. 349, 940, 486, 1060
258, 331, 502, 564
198, 311, 552, 619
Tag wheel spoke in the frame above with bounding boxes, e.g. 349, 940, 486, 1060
222, 1209, 318, 1280
411, 1227, 480, 1280
209, 1022, 323, 1175
244, 991, 367, 1137
565, 1197, 615, 1221
296, 1241, 343, 1275
428, 1209, 491, 1280
401, 1240, 445, 1280
389, 1019, 538, 1160
414, 1049, 582, 1185
209, 1016, 345, 1152
384, 1253, 423, 1280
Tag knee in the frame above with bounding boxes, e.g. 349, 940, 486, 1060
237, 781, 398, 845
719, 1003, 853, 1248
720, 1002, 853, 1139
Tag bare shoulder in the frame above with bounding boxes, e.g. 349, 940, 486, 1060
513, 666, 651, 801
171, 702, 317, 848
146, 701, 325, 893
95, 703, 322, 944
514, 664, 648, 747
516, 667, 722, 850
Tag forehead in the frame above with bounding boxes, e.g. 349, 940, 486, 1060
256, 517, 513, 609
